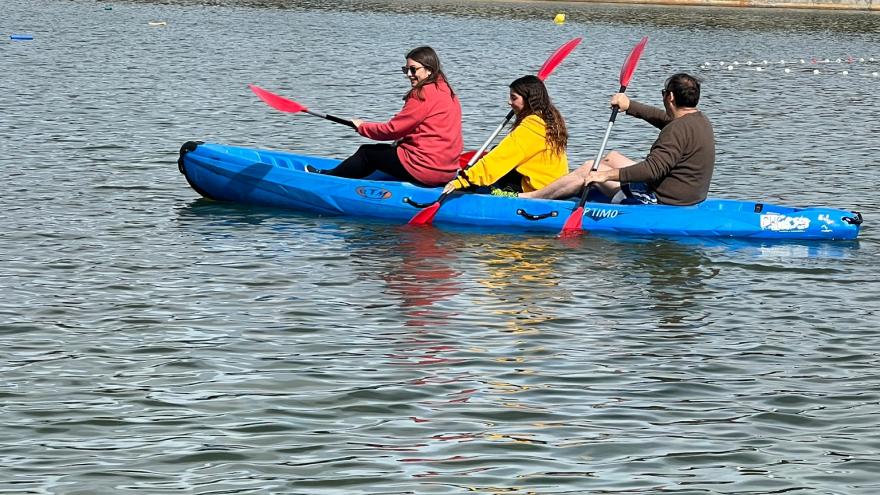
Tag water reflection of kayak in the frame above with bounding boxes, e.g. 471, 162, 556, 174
177, 141, 862, 240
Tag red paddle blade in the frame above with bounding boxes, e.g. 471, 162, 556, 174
560, 206, 585, 235
537, 37, 583, 81
619, 37, 648, 87
408, 202, 441, 225
458, 150, 478, 169
457, 150, 488, 170
249, 84, 308, 113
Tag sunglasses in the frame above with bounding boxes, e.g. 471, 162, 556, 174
661, 88, 670, 96
401, 65, 425, 76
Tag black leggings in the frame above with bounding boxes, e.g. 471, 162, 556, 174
324, 143, 421, 184
492, 169, 524, 193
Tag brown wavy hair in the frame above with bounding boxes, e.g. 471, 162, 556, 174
404, 46, 456, 101
509, 75, 567, 157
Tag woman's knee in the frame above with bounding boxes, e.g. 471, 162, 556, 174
356, 143, 380, 155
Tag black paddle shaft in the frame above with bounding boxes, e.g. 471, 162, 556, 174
305, 109, 356, 129
325, 114, 357, 129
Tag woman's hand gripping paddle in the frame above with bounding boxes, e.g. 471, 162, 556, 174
559, 37, 648, 236
408, 37, 583, 226
249, 84, 357, 129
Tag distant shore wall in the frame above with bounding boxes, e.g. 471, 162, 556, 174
561, 0, 878, 11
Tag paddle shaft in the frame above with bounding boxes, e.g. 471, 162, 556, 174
575, 84, 627, 209
249, 85, 357, 129
440, 108, 514, 217
305, 110, 357, 129
467, 109, 515, 168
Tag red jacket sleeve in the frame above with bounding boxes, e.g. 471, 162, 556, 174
357, 96, 426, 141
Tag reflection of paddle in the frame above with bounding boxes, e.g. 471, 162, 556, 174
560, 37, 648, 236
249, 84, 356, 129
408, 37, 583, 226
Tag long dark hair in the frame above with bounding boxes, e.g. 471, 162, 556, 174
404, 46, 455, 101
509, 75, 567, 157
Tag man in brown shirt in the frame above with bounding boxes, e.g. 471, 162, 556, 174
520, 73, 715, 206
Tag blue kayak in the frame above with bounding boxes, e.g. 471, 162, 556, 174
177, 141, 862, 240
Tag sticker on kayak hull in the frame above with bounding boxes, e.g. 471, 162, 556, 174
355, 186, 392, 200
760, 213, 810, 232
817, 214, 834, 232
583, 207, 622, 221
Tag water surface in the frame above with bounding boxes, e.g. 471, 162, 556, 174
2, 1, 879, 493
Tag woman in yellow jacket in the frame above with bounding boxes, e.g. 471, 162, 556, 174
442, 75, 568, 197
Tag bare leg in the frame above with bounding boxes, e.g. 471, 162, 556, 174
520, 151, 635, 200
591, 150, 636, 198
519, 163, 591, 199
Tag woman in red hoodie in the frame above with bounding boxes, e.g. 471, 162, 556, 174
308, 46, 463, 186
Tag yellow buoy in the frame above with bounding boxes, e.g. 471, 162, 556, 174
148, 21, 167, 27
554, 13, 565, 24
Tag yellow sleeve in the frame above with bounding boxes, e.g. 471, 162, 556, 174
460, 127, 529, 187
450, 176, 470, 190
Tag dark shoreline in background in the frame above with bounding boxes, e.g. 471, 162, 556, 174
500, 0, 878, 11
106, 0, 880, 13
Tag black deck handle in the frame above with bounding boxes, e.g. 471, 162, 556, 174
404, 197, 435, 209
843, 211, 863, 225
516, 208, 558, 221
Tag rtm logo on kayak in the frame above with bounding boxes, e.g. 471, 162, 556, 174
355, 186, 392, 200
584, 207, 621, 221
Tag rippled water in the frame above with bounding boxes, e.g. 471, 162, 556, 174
2, 0, 880, 493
